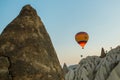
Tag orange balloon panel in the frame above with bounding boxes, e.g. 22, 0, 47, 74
75, 32, 89, 49
78, 41, 87, 49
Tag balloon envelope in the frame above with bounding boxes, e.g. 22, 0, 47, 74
75, 32, 89, 49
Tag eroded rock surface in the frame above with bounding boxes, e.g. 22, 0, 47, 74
0, 5, 64, 80
65, 46, 120, 80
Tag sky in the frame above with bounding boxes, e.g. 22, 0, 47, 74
0, 0, 120, 66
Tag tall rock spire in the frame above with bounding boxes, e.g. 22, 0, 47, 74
63, 63, 69, 75
0, 5, 64, 80
100, 47, 106, 58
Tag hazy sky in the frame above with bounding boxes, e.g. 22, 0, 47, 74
1, 0, 120, 66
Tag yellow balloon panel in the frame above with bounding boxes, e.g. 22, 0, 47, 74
75, 32, 89, 42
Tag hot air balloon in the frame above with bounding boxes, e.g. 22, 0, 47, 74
75, 32, 89, 49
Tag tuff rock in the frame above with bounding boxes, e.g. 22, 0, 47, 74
65, 46, 120, 80
63, 63, 69, 75
100, 47, 106, 58
0, 5, 64, 80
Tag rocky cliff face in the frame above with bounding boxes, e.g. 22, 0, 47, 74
65, 46, 120, 80
0, 5, 64, 80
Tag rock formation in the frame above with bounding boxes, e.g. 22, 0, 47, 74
107, 62, 120, 80
100, 47, 106, 58
0, 5, 64, 80
65, 46, 120, 80
0, 56, 11, 80
63, 63, 69, 74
